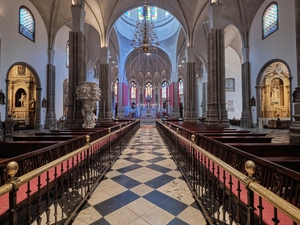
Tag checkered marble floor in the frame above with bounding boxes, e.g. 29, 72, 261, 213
73, 127, 206, 225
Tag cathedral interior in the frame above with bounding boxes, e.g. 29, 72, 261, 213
0, 0, 300, 224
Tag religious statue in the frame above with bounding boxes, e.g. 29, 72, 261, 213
19, 93, 26, 107
42, 97, 47, 108
0, 90, 5, 105
29, 98, 36, 110
250, 96, 256, 106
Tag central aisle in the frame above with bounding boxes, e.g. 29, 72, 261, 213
73, 127, 205, 225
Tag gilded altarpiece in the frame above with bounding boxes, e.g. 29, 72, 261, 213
261, 63, 290, 118
7, 65, 36, 127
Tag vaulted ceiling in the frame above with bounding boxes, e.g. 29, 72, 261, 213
29, 0, 264, 85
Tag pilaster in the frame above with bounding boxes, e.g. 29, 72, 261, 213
290, 0, 300, 143
45, 63, 56, 129
240, 61, 252, 128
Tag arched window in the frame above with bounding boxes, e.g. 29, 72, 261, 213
162, 81, 167, 99
131, 82, 136, 99
138, 6, 157, 20
66, 41, 69, 67
19, 6, 35, 41
262, 3, 278, 39
179, 78, 183, 95
225, 78, 235, 92
114, 79, 118, 96
145, 82, 152, 98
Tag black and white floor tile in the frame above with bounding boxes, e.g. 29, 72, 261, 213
73, 127, 206, 225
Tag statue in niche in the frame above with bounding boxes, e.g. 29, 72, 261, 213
19, 93, 26, 107
0, 90, 5, 105
42, 97, 47, 108
29, 98, 36, 110
271, 86, 280, 105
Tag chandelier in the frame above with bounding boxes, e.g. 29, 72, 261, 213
131, 4, 159, 53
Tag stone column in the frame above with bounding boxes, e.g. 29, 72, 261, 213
240, 47, 252, 128
117, 80, 125, 118
290, 0, 300, 143
97, 47, 112, 121
65, 3, 87, 128
34, 87, 42, 130
172, 81, 180, 118
184, 47, 198, 121
45, 49, 56, 129
206, 1, 229, 127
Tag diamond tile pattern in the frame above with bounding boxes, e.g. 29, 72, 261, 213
73, 127, 206, 225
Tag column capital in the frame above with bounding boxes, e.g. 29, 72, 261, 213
208, 0, 222, 29
71, 4, 85, 32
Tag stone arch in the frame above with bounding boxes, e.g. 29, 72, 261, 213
5, 62, 42, 129
255, 60, 292, 127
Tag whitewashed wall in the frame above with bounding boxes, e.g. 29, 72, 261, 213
0, 0, 48, 125
225, 47, 242, 120
249, 0, 297, 125
54, 26, 71, 118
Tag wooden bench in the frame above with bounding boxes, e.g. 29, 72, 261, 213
208, 136, 273, 143
201, 133, 266, 136
228, 143, 300, 157
0, 141, 59, 158
228, 143, 300, 172
12, 135, 80, 141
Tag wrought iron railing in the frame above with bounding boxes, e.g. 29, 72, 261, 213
157, 120, 300, 225
0, 120, 140, 225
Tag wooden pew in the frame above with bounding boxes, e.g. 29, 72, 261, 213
228, 143, 300, 172
228, 143, 300, 157
12, 135, 80, 141
0, 141, 59, 158
208, 136, 273, 143
200, 132, 264, 136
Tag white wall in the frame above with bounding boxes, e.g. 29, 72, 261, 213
249, 0, 297, 125
0, 0, 48, 124
54, 26, 71, 118
225, 47, 242, 119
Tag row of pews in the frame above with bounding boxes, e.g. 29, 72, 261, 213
0, 121, 132, 178
166, 121, 300, 172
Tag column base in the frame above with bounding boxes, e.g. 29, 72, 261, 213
240, 111, 252, 128
289, 119, 300, 144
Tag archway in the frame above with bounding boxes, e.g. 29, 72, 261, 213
258, 61, 291, 128
6, 63, 41, 129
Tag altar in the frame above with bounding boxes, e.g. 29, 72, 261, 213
141, 95, 157, 118
141, 109, 156, 118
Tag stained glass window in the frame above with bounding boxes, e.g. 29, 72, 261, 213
125, 11, 131, 17
162, 81, 167, 99
19, 6, 35, 41
146, 82, 152, 97
66, 41, 69, 67
262, 3, 278, 39
179, 79, 183, 95
138, 6, 157, 20
131, 82, 136, 99
114, 79, 118, 96
225, 78, 235, 92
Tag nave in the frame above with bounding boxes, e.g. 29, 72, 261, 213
72, 127, 206, 225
